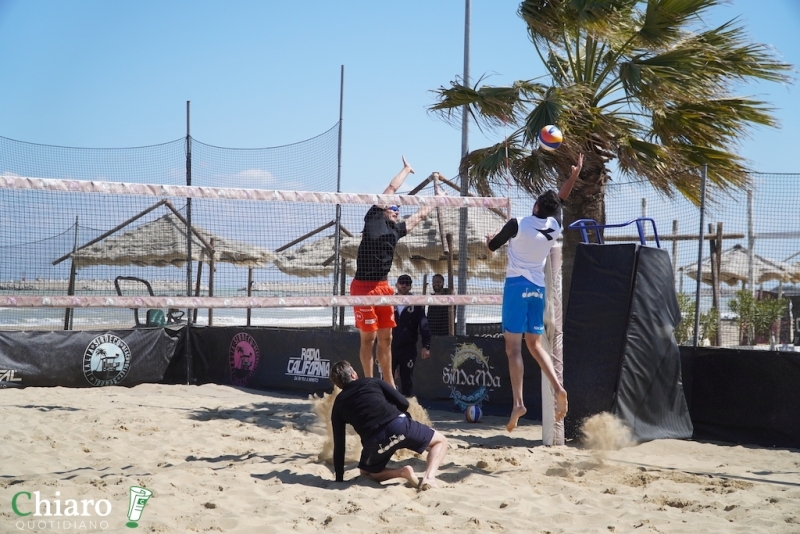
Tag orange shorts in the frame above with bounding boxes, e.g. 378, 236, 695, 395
350, 279, 396, 332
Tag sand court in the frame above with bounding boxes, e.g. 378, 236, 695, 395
1, 383, 798, 533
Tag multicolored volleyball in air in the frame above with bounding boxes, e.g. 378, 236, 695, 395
538, 125, 563, 152
465, 404, 483, 423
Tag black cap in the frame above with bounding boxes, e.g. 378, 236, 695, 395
397, 274, 413, 285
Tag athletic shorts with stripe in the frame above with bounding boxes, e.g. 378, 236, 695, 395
350, 279, 396, 332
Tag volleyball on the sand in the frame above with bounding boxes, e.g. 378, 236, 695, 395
465, 404, 482, 423
538, 125, 563, 151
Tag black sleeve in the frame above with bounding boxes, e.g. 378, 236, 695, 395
396, 220, 408, 238
487, 219, 519, 251
419, 307, 431, 349
380, 380, 410, 412
331, 406, 347, 481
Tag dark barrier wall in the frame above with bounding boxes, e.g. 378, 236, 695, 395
2, 323, 798, 448
564, 243, 692, 442
563, 244, 638, 437
0, 327, 180, 388
190, 326, 543, 419
614, 246, 692, 441
681, 346, 800, 448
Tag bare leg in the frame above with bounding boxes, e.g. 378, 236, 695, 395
419, 430, 448, 490
361, 465, 417, 487
375, 327, 395, 388
359, 330, 377, 378
504, 332, 527, 432
524, 333, 568, 421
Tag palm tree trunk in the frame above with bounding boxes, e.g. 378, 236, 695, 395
559, 159, 609, 314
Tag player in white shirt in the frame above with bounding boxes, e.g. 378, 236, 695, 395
486, 154, 583, 432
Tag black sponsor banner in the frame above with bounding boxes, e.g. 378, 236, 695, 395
189, 327, 547, 417
0, 327, 180, 388
189, 327, 361, 394
413, 335, 543, 419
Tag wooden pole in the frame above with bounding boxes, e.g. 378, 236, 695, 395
208, 238, 215, 327
246, 267, 253, 327
192, 259, 203, 323
446, 233, 455, 336
434, 174, 449, 256
708, 223, 718, 346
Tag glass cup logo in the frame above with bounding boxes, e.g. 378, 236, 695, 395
126, 486, 153, 528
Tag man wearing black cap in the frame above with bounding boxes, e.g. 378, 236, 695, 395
390, 274, 431, 397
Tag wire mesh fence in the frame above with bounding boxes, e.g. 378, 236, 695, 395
1, 131, 798, 345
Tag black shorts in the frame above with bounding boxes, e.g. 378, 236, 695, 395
358, 414, 435, 474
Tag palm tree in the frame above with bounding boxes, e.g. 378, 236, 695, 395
429, 0, 791, 300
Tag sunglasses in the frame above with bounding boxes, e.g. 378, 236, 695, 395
385, 205, 399, 212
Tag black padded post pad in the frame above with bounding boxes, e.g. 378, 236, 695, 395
563, 243, 637, 439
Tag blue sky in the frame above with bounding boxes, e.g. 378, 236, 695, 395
1, 0, 798, 194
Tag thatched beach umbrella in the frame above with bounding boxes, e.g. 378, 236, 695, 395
273, 207, 508, 283
53, 206, 273, 328
685, 244, 798, 287
62, 213, 273, 268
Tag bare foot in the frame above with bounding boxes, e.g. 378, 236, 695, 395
418, 477, 439, 491
506, 405, 527, 432
402, 155, 415, 174
401, 466, 418, 487
555, 390, 568, 421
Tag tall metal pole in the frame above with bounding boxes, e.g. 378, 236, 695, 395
332, 65, 345, 329
693, 164, 707, 347
456, 0, 471, 336
185, 101, 193, 384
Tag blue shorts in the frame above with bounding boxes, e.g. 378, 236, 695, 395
502, 276, 545, 335
358, 413, 434, 473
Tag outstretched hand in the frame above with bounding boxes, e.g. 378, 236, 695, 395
432, 173, 446, 196
571, 153, 584, 176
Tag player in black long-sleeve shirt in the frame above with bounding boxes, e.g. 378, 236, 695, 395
329, 360, 448, 489
350, 157, 446, 388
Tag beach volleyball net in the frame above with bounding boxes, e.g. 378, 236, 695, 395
0, 173, 509, 330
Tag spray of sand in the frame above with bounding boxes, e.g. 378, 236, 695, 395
312, 388, 432, 464
580, 412, 636, 458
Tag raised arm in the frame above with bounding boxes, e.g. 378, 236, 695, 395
382, 155, 415, 195
557, 153, 584, 201
403, 174, 447, 232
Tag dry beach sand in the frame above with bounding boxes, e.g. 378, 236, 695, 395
1, 383, 798, 533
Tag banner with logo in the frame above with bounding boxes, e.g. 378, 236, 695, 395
190, 327, 361, 394
0, 328, 180, 388
413, 336, 543, 418
189, 327, 544, 419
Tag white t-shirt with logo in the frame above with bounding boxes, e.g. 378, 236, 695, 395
505, 215, 562, 287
